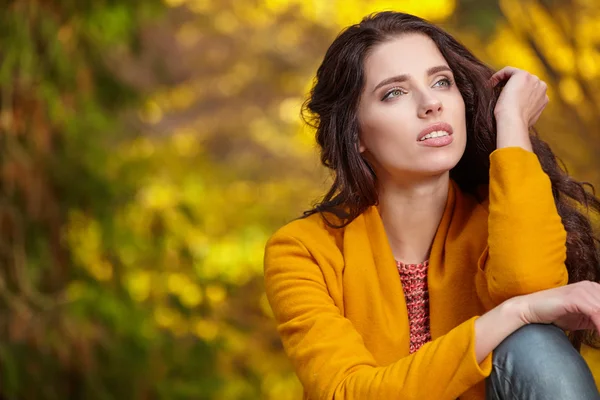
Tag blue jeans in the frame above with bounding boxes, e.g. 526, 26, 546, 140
486, 324, 600, 399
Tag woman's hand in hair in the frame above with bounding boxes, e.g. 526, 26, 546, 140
490, 66, 549, 126
489, 66, 548, 150
509, 281, 600, 332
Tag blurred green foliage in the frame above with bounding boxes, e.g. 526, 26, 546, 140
1, 0, 600, 399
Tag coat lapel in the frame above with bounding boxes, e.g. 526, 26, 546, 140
427, 180, 457, 338
428, 181, 488, 338
342, 206, 410, 359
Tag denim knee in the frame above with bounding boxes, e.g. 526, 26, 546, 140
486, 324, 600, 400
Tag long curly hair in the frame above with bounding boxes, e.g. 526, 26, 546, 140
301, 11, 600, 350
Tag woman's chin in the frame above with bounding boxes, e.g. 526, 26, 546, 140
419, 156, 462, 177
383, 151, 464, 181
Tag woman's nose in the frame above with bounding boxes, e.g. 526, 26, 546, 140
417, 95, 443, 118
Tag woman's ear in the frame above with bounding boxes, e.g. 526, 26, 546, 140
358, 138, 366, 153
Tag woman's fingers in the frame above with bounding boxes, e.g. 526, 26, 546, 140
569, 281, 600, 331
490, 67, 547, 88
489, 66, 520, 87
581, 304, 600, 332
558, 314, 595, 331
579, 301, 600, 331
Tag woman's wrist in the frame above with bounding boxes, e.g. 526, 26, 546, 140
474, 297, 529, 363
500, 296, 531, 325
495, 114, 533, 151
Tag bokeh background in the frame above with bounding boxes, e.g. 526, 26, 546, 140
1, 0, 600, 398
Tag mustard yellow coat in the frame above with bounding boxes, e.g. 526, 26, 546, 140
264, 147, 598, 399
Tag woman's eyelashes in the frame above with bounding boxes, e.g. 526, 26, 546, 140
434, 77, 453, 88
381, 77, 454, 101
381, 87, 407, 101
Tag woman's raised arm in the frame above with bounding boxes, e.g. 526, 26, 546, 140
477, 67, 568, 307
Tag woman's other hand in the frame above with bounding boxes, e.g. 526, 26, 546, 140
512, 281, 600, 332
475, 281, 600, 363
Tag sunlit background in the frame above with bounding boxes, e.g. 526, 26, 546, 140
1, 0, 600, 398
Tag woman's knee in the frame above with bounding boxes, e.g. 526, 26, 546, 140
494, 324, 575, 361
487, 324, 599, 399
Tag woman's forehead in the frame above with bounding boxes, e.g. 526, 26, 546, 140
363, 34, 448, 83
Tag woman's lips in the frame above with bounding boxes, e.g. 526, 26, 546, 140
418, 134, 453, 147
417, 122, 454, 141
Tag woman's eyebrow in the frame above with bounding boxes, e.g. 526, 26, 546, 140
372, 65, 453, 93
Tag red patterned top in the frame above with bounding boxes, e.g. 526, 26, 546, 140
396, 259, 432, 354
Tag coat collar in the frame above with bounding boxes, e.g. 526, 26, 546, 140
351, 180, 457, 267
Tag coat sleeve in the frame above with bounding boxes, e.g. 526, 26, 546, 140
265, 232, 492, 400
476, 147, 569, 308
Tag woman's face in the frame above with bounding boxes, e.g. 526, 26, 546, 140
357, 33, 467, 185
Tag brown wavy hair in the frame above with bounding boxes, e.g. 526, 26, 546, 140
301, 11, 600, 350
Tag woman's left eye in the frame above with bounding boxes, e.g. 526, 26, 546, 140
434, 78, 453, 87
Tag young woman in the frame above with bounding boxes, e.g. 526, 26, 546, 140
264, 11, 600, 399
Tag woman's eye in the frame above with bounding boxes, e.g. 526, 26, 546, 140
383, 88, 405, 100
434, 78, 453, 87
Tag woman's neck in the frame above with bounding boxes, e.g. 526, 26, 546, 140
377, 173, 450, 264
